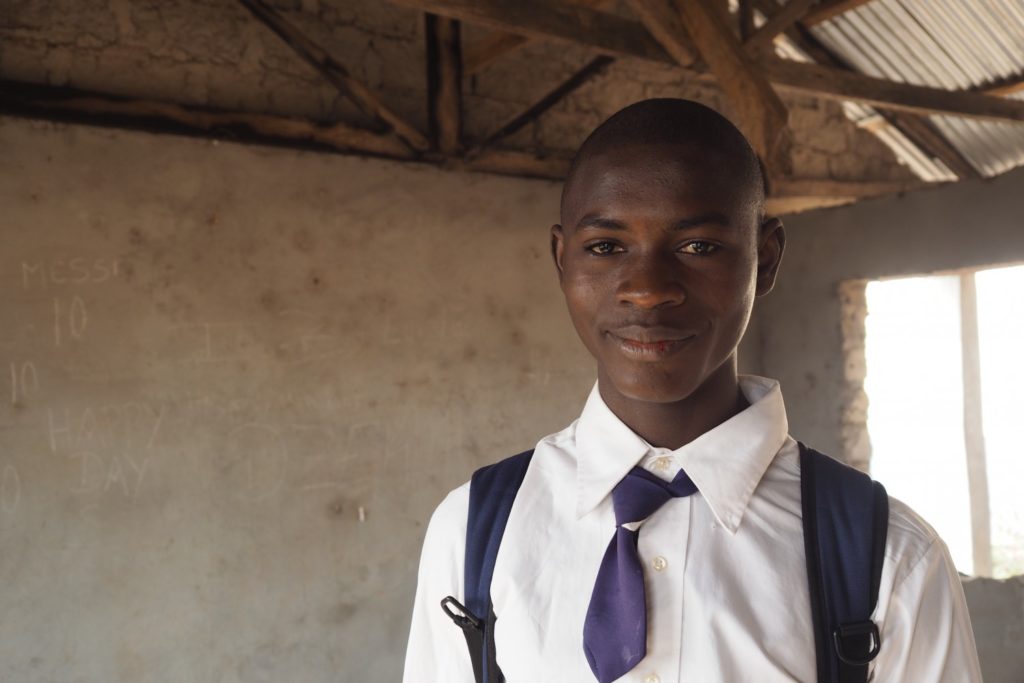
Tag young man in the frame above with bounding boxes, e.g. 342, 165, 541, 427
403, 99, 981, 682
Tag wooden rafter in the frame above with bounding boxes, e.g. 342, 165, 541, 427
464, 32, 531, 75
388, 0, 1024, 125
461, 2, 621, 76
750, 0, 980, 180
461, 148, 570, 179
237, 0, 429, 152
766, 59, 1024, 123
773, 177, 926, 198
626, 0, 700, 67
738, 0, 756, 41
750, 0, 838, 63
882, 114, 981, 180
743, 0, 818, 53
426, 14, 463, 155
982, 74, 1024, 97
802, 0, 877, 27
471, 55, 615, 154
388, 0, 675, 64
0, 80, 415, 160
0, 80, 923, 214
632, 0, 792, 177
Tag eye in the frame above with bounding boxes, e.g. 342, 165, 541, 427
678, 240, 719, 256
585, 240, 624, 256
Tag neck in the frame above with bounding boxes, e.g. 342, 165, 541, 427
598, 358, 748, 450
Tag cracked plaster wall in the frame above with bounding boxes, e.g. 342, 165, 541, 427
0, 113, 591, 683
2, 0, 916, 183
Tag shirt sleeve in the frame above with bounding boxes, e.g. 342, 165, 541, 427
403, 483, 476, 683
873, 534, 983, 682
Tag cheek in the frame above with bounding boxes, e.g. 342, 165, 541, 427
561, 273, 608, 346
697, 256, 758, 328
708, 277, 758, 343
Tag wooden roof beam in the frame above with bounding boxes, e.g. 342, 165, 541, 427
884, 112, 981, 180
425, 14, 463, 155
803, 0, 877, 27
464, 32, 531, 75
388, 0, 680, 65
389, 0, 1024, 125
237, 0, 429, 152
751, 0, 980, 179
470, 55, 615, 154
738, 0, 756, 41
982, 74, 1024, 97
461, 3, 622, 76
0, 80, 940, 207
766, 59, 1024, 123
0, 80, 416, 160
743, 0, 818, 53
631, 0, 793, 177
627, 0, 701, 67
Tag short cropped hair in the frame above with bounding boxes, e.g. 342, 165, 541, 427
561, 99, 767, 220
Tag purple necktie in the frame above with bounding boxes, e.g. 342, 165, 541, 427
583, 466, 698, 683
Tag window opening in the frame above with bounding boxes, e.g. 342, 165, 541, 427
863, 264, 1024, 578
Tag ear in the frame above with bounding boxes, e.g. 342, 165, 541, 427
551, 224, 566, 282
755, 216, 785, 297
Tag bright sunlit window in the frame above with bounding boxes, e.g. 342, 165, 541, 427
864, 264, 1024, 578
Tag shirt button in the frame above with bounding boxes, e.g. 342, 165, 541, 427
644, 674, 660, 683
652, 556, 668, 572
653, 456, 671, 471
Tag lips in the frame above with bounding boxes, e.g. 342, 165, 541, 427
606, 325, 698, 360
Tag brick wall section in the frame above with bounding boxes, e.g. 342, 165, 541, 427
838, 279, 871, 471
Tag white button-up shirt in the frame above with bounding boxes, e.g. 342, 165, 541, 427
404, 376, 982, 682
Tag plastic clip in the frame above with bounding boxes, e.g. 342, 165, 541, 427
441, 596, 482, 631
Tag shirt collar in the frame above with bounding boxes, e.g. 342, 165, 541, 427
573, 375, 789, 534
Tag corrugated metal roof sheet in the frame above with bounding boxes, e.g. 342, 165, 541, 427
804, 0, 1024, 179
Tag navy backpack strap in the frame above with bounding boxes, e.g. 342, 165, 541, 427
800, 443, 889, 683
440, 449, 534, 683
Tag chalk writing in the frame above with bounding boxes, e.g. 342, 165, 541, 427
21, 258, 120, 290
53, 296, 88, 346
47, 402, 164, 501
47, 402, 165, 454
169, 313, 350, 367
8, 361, 38, 404
69, 450, 152, 500
1, 464, 20, 515
168, 322, 261, 365
177, 390, 344, 426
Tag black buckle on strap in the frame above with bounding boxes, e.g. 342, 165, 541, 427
833, 621, 881, 665
441, 596, 482, 631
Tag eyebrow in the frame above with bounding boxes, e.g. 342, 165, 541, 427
575, 212, 732, 231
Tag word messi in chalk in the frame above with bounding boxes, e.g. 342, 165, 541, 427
21, 258, 120, 289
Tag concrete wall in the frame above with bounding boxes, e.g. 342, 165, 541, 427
962, 576, 1024, 683
751, 168, 1024, 681
752, 166, 1024, 456
0, 115, 595, 682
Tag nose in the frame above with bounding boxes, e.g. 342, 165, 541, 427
616, 252, 685, 309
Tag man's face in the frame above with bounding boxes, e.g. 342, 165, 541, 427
553, 143, 783, 405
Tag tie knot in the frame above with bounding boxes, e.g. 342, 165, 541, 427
611, 466, 697, 527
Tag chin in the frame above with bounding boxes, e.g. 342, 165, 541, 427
609, 366, 705, 405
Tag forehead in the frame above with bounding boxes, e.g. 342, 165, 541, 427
562, 142, 758, 228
